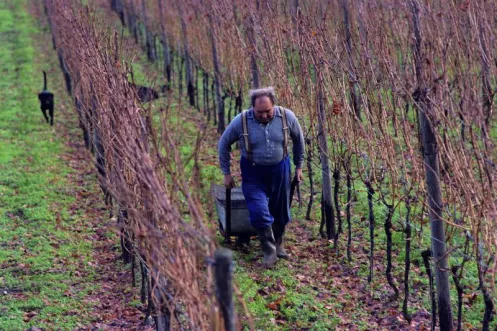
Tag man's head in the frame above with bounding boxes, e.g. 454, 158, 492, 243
249, 87, 276, 124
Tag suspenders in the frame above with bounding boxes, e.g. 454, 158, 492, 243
241, 109, 252, 161
241, 106, 289, 162
280, 107, 289, 157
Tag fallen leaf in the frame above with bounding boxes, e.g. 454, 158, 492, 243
266, 302, 279, 310
23, 311, 38, 322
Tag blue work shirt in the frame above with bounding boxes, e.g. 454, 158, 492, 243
218, 106, 305, 175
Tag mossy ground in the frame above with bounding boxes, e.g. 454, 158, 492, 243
0, 2, 146, 329
0, 2, 98, 329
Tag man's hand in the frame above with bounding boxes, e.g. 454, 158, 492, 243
224, 174, 236, 189
296, 168, 303, 183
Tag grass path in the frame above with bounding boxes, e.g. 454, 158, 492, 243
0, 2, 147, 329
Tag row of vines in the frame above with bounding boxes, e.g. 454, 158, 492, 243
42, 0, 496, 329
39, 0, 247, 329
104, 0, 497, 329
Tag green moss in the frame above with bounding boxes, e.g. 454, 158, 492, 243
0, 2, 101, 329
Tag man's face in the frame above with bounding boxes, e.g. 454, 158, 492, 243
254, 96, 274, 124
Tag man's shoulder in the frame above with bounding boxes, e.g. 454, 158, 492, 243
277, 106, 298, 121
229, 111, 245, 122
225, 112, 243, 131
276, 105, 293, 113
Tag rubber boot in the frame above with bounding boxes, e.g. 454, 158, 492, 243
257, 226, 278, 268
273, 223, 290, 259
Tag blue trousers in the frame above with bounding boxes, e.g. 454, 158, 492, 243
241, 156, 291, 230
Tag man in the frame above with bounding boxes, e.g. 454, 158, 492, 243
218, 87, 305, 268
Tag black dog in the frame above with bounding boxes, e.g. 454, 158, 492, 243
130, 83, 171, 103
130, 83, 159, 103
38, 71, 54, 126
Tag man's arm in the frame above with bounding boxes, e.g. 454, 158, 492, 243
218, 114, 242, 175
287, 111, 305, 171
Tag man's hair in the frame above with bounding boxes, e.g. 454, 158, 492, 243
249, 86, 276, 107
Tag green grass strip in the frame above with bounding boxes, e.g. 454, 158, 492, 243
0, 2, 99, 329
